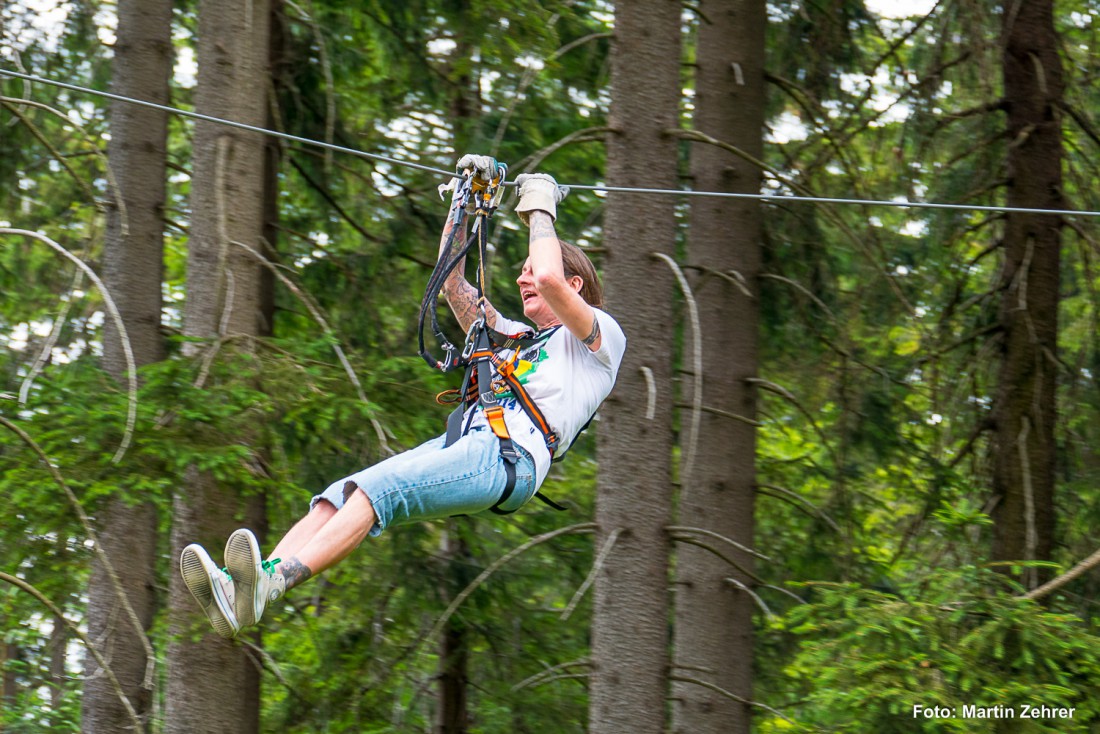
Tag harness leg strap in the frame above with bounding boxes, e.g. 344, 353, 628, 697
533, 492, 569, 512
490, 458, 518, 515
445, 403, 465, 448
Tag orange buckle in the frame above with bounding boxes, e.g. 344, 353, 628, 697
484, 405, 511, 439
496, 358, 516, 378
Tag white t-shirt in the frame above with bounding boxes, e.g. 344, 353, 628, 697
463, 307, 627, 488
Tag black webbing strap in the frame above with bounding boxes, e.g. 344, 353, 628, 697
444, 321, 521, 515
418, 207, 476, 372
485, 323, 556, 352
533, 492, 568, 511
491, 461, 519, 515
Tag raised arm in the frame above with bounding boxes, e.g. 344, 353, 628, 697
516, 175, 602, 351
527, 212, 601, 350
438, 209, 499, 333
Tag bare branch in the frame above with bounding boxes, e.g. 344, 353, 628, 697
930, 99, 1007, 134
759, 273, 835, 323
1019, 546, 1100, 602
915, 323, 1000, 364
675, 402, 763, 427
1, 98, 99, 205
673, 127, 787, 191
669, 674, 798, 726
232, 239, 392, 455
639, 365, 656, 420
0, 572, 142, 732
1018, 416, 1038, 590
20, 268, 85, 405
652, 253, 702, 489
685, 264, 754, 299
725, 577, 774, 618
667, 525, 771, 561
755, 484, 841, 534
288, 156, 384, 244
760, 583, 807, 604
1059, 100, 1100, 150
1, 95, 127, 229
0, 417, 155, 689
515, 672, 589, 689
670, 536, 766, 586
510, 126, 612, 174
512, 657, 592, 692
747, 377, 838, 468
0, 228, 137, 462
240, 640, 308, 702
561, 528, 622, 621
421, 523, 598, 649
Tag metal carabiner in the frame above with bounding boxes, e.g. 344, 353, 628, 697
461, 316, 484, 362
438, 340, 458, 371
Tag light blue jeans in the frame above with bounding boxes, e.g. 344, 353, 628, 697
311, 426, 537, 536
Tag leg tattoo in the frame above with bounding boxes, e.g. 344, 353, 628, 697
278, 556, 313, 590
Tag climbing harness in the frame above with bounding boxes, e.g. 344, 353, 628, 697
418, 160, 568, 514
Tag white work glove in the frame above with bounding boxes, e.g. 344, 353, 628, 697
513, 172, 569, 225
456, 154, 501, 187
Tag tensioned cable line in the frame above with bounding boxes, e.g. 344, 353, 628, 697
4, 67, 1100, 219
1, 69, 456, 178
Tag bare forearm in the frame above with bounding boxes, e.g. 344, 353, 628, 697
438, 211, 497, 330
443, 279, 485, 332
525, 210, 602, 349
528, 211, 565, 281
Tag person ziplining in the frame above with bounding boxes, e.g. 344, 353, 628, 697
178, 155, 627, 638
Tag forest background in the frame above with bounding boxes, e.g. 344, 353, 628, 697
3, 0, 1100, 732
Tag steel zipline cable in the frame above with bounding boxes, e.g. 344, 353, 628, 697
3, 67, 1100, 219
1, 69, 456, 177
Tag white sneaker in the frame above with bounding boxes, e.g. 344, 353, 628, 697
224, 528, 286, 628
179, 543, 239, 639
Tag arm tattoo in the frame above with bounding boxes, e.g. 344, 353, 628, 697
278, 557, 313, 590
449, 283, 479, 329
445, 281, 496, 331
582, 314, 601, 347
529, 211, 557, 241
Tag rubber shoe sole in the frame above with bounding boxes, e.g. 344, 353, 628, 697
225, 528, 264, 628
180, 544, 239, 639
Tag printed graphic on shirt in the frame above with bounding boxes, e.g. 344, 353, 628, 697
495, 343, 549, 401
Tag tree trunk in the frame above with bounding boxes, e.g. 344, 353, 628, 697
435, 524, 470, 734
672, 2, 764, 732
589, 2, 681, 733
165, 0, 272, 731
259, 0, 287, 339
437, 18, 477, 727
990, 0, 1063, 590
49, 614, 67, 719
81, 0, 171, 730
2, 642, 19, 727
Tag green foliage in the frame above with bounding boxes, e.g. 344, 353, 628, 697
760, 568, 1100, 733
